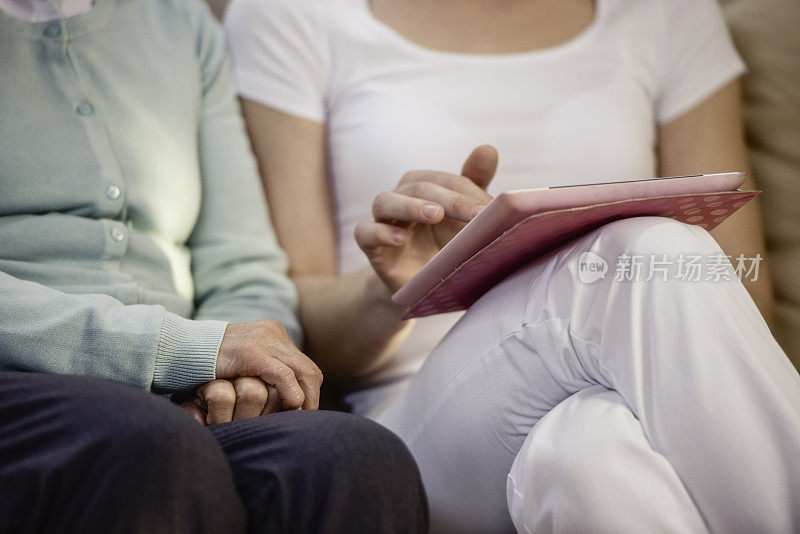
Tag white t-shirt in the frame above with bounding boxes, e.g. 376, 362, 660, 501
224, 0, 744, 400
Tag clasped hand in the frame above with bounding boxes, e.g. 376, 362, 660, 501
182, 319, 323, 425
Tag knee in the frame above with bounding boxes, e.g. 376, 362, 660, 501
292, 411, 424, 490
213, 409, 420, 478
510, 388, 706, 534
55, 376, 216, 460
303, 412, 428, 530
526, 391, 628, 499
215, 410, 427, 533
537, 217, 722, 299
57, 378, 236, 493
4, 373, 245, 532
508, 388, 639, 524
594, 217, 720, 259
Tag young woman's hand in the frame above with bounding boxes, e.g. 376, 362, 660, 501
355, 145, 498, 292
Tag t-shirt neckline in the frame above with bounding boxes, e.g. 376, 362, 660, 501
361, 0, 604, 62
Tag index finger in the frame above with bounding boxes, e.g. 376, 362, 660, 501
391, 181, 487, 223
399, 170, 493, 202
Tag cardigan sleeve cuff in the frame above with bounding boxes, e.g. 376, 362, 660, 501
152, 313, 227, 392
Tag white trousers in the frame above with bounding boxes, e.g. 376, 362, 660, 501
507, 385, 707, 534
372, 217, 800, 533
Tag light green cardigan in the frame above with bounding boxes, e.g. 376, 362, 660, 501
0, 0, 301, 392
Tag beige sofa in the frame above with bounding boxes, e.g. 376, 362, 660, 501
722, 0, 800, 369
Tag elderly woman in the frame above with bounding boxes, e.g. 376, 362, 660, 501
0, 1, 427, 532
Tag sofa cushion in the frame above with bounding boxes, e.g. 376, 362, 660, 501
721, 0, 800, 369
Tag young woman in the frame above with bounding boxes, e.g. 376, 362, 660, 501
224, 0, 800, 531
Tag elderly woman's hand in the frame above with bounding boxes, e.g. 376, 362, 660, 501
355, 145, 498, 292
212, 320, 323, 412
181, 377, 283, 426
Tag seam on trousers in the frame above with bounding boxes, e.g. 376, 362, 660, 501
566, 329, 613, 389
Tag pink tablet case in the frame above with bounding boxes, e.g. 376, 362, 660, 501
392, 174, 758, 319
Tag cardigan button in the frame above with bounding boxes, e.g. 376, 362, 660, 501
111, 226, 126, 243
106, 185, 121, 200
43, 23, 61, 38
76, 101, 95, 116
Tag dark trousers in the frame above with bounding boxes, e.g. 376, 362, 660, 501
0, 372, 427, 534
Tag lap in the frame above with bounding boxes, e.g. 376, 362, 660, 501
376, 216, 738, 447
210, 410, 427, 534
211, 408, 422, 487
372, 217, 740, 532
0, 371, 245, 534
0, 372, 427, 534
0, 370, 211, 457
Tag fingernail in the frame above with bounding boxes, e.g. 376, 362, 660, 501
422, 204, 439, 220
471, 205, 486, 219
393, 230, 407, 244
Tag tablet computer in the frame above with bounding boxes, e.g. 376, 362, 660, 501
392, 172, 753, 317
